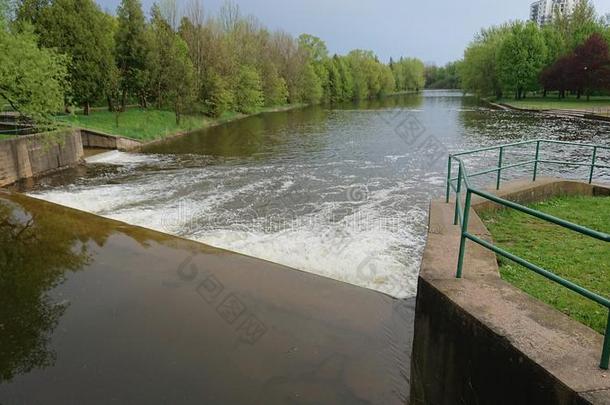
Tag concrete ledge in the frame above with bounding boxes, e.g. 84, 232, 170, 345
411, 178, 610, 405
80, 128, 143, 151
0, 130, 83, 187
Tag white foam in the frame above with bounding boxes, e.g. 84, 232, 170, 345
85, 150, 160, 165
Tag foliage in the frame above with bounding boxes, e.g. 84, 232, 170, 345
460, 25, 510, 98
391, 57, 424, 92
148, 4, 195, 124
207, 71, 234, 117
235, 65, 264, 114
0, 24, 67, 126
459, 0, 610, 101
497, 22, 547, 99
425, 61, 462, 89
3, 0, 425, 136
115, 0, 149, 109
33, 0, 115, 114
541, 33, 610, 99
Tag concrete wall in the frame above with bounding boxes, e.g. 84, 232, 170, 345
80, 128, 142, 151
0, 129, 83, 187
411, 178, 610, 405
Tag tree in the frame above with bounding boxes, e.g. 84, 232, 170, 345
35, 0, 115, 114
149, 3, 195, 123
298, 62, 323, 104
207, 71, 233, 117
571, 33, 610, 99
497, 22, 547, 99
261, 63, 288, 106
115, 0, 149, 110
0, 24, 67, 126
460, 24, 512, 98
235, 65, 263, 114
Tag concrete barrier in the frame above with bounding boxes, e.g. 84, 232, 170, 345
411, 178, 610, 405
80, 128, 142, 151
0, 129, 84, 187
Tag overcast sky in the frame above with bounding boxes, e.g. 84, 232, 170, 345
96, 0, 610, 65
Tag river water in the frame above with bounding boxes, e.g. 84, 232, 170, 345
25, 90, 610, 298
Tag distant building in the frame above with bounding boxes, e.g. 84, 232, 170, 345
530, 0, 576, 25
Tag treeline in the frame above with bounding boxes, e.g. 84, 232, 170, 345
425, 61, 461, 89
460, 0, 610, 100
1, 0, 426, 125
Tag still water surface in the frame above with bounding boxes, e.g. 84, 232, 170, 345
27, 90, 610, 297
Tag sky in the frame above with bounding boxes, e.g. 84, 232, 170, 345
96, 0, 610, 65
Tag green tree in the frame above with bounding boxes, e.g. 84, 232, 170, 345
35, 0, 115, 114
207, 71, 233, 117
115, 0, 149, 110
261, 63, 288, 106
235, 65, 264, 114
298, 62, 323, 104
0, 24, 67, 125
149, 4, 195, 124
460, 25, 511, 98
497, 22, 547, 99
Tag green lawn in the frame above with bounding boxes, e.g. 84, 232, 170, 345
55, 104, 303, 141
55, 109, 214, 141
480, 195, 610, 334
499, 96, 610, 114
0, 134, 15, 140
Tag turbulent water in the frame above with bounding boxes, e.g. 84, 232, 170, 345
24, 90, 610, 298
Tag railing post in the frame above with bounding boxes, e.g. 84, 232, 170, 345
453, 164, 463, 226
446, 156, 452, 203
496, 146, 504, 190
456, 189, 472, 279
601, 311, 610, 370
589, 146, 598, 184
533, 140, 540, 182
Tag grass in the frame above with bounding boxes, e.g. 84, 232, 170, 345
0, 134, 16, 140
480, 195, 610, 334
55, 109, 212, 141
499, 95, 610, 114
55, 104, 305, 141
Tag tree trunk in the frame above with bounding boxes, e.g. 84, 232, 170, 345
84, 102, 90, 116
107, 96, 114, 112
121, 90, 127, 112
543, 89, 547, 98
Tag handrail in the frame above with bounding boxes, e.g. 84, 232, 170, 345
446, 139, 610, 370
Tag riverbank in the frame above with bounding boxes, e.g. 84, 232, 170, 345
56, 103, 307, 143
498, 96, 610, 114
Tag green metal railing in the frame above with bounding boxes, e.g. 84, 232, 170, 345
446, 139, 610, 370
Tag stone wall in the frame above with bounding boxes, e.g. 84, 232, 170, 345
0, 129, 83, 187
411, 178, 610, 405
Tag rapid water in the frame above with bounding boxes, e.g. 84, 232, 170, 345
24, 91, 610, 298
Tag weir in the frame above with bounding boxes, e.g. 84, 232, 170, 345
0, 191, 413, 404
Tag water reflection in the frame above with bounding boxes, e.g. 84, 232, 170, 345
142, 106, 330, 157
0, 196, 94, 381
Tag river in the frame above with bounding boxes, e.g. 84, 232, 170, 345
24, 90, 610, 298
